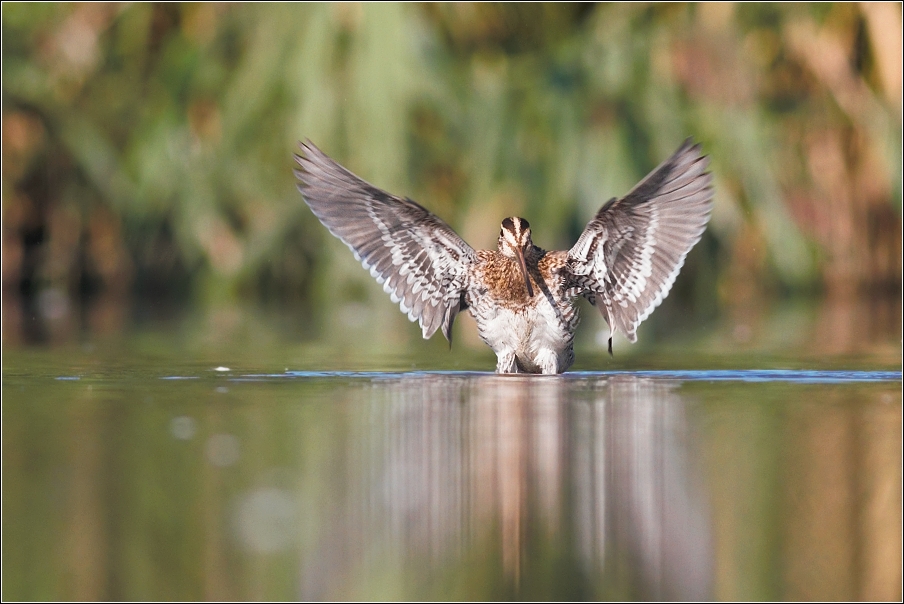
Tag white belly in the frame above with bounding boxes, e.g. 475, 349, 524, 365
475, 300, 575, 373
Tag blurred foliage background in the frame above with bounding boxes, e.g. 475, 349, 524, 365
2, 3, 901, 351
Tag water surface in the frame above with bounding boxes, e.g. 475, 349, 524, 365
3, 347, 901, 600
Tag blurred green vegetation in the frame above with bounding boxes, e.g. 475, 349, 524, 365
2, 3, 901, 343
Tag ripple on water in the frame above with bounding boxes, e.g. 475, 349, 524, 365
209, 369, 900, 384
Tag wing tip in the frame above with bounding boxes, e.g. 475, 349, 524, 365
296, 138, 318, 155
293, 139, 342, 185
676, 136, 708, 166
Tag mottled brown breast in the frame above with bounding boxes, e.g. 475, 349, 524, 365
474, 247, 568, 308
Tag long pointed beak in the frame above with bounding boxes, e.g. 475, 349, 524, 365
516, 247, 534, 297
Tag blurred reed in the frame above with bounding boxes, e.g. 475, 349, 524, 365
2, 3, 901, 342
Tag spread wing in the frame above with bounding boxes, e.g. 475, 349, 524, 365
294, 141, 475, 342
567, 138, 713, 347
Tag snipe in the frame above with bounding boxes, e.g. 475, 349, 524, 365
294, 139, 713, 374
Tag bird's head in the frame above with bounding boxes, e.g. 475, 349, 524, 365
498, 216, 534, 297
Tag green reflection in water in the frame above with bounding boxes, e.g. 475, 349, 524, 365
2, 350, 901, 601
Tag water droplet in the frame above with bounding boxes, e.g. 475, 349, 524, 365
232, 487, 298, 553
170, 416, 196, 440
206, 433, 240, 467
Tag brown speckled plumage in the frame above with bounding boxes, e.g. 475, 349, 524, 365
295, 139, 713, 374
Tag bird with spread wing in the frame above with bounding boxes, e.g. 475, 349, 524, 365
294, 139, 712, 374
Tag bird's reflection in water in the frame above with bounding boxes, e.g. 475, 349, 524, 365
300, 374, 711, 600
572, 377, 711, 600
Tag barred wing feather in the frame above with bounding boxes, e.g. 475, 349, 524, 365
294, 141, 475, 341
567, 139, 713, 344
